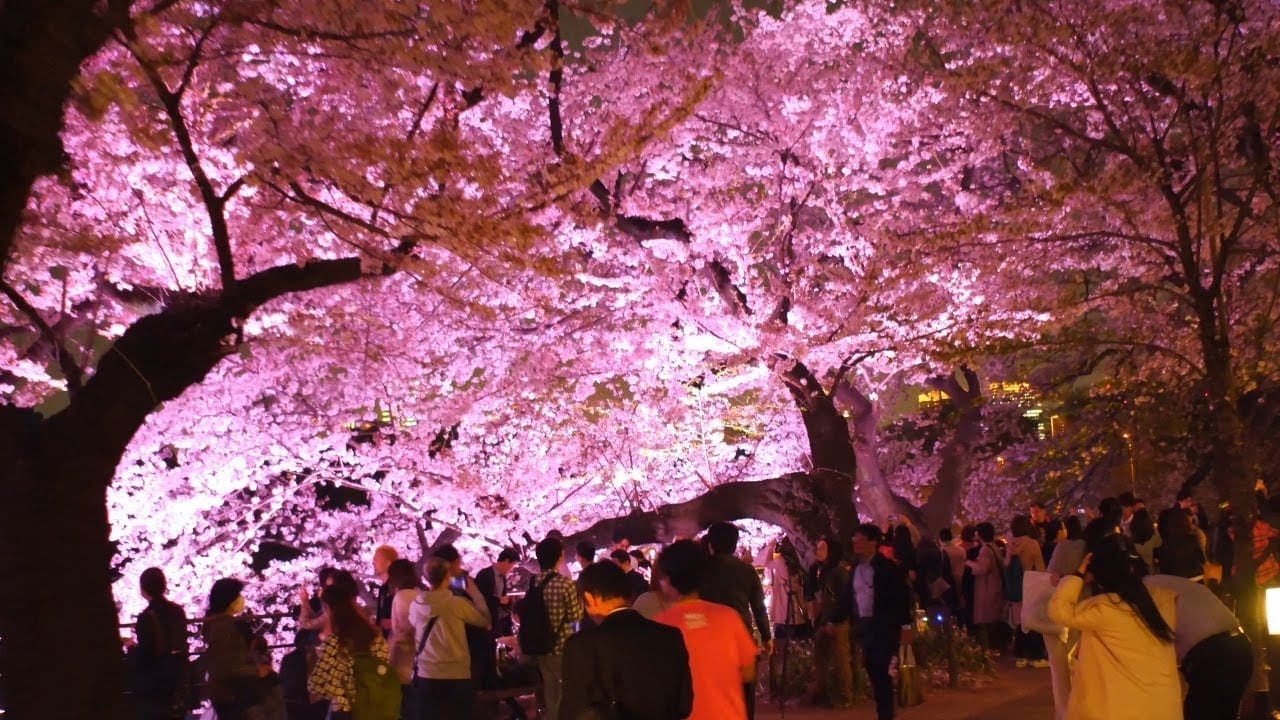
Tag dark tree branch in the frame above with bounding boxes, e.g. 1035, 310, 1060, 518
0, 279, 84, 396
122, 31, 238, 295
370, 84, 439, 226
176, 19, 218, 99
556, 474, 826, 559
51, 244, 414, 471
0, 0, 134, 276
545, 0, 566, 156
239, 17, 416, 42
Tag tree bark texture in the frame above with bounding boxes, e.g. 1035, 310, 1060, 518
0, 255, 402, 720
559, 473, 835, 563
918, 367, 983, 534
0, 0, 132, 274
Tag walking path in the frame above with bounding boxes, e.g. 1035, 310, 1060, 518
756, 659, 1054, 720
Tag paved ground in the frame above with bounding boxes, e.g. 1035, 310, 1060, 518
756, 659, 1055, 720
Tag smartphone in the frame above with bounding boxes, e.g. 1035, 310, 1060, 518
450, 575, 465, 591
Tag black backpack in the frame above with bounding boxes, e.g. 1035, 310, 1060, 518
517, 575, 556, 656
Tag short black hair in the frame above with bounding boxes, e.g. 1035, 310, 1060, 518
854, 523, 883, 544
578, 561, 630, 600
318, 567, 338, 586
976, 522, 996, 542
576, 540, 596, 562
1063, 514, 1083, 540
938, 528, 953, 542
960, 525, 977, 543
1011, 515, 1035, 538
536, 537, 563, 570
432, 544, 461, 563
497, 548, 520, 564
610, 549, 631, 565
387, 558, 419, 591
658, 539, 708, 596
705, 522, 740, 555
1117, 492, 1137, 507
208, 577, 244, 615
140, 567, 167, 598
1099, 497, 1122, 522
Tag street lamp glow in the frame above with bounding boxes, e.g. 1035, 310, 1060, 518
1266, 588, 1280, 635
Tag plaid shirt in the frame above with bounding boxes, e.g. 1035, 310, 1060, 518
535, 570, 582, 655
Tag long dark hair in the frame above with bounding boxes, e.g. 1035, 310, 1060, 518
321, 585, 377, 652
1129, 509, 1155, 545
1090, 536, 1174, 643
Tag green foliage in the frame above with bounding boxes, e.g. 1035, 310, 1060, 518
764, 623, 996, 705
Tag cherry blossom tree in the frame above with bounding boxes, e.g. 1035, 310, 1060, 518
896, 0, 1280, 513
0, 0, 708, 716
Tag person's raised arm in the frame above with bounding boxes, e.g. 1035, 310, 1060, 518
460, 576, 492, 630
1047, 554, 1107, 632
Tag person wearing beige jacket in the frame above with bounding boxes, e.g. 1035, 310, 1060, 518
1009, 515, 1048, 667
1047, 536, 1181, 720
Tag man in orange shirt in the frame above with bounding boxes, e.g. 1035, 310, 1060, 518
656, 539, 758, 720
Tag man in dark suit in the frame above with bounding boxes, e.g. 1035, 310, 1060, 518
475, 548, 519, 636
850, 523, 914, 720
562, 561, 694, 720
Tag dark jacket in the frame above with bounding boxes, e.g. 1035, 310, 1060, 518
701, 553, 772, 642
132, 598, 189, 697
807, 560, 852, 626
561, 608, 694, 720
850, 554, 913, 629
202, 615, 259, 705
473, 565, 504, 625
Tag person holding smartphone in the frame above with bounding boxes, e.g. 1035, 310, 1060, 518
410, 547, 492, 719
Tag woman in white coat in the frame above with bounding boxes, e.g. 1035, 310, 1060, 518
1047, 535, 1180, 720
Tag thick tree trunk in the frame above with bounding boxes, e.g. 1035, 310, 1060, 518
839, 379, 921, 528
919, 367, 983, 534
774, 358, 861, 541
557, 359, 865, 562
0, 0, 131, 272
0, 410, 134, 720
1194, 299, 1254, 516
559, 473, 834, 562
0, 256, 406, 719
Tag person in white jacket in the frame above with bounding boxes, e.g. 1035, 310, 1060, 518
1047, 535, 1180, 720
410, 554, 491, 719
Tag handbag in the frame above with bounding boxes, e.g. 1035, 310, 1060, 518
1019, 571, 1064, 636
896, 642, 924, 708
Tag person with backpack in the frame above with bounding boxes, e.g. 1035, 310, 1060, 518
308, 584, 398, 720
1007, 515, 1048, 668
130, 567, 189, 720
410, 555, 492, 719
518, 536, 582, 720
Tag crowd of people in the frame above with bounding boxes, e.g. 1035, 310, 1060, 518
124, 487, 1275, 720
